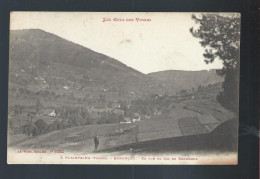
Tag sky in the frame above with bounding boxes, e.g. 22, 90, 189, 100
10, 12, 224, 74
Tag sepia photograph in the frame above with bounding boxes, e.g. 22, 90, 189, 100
7, 12, 240, 164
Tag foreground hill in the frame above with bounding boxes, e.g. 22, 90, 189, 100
148, 70, 224, 92
9, 82, 235, 153
98, 119, 237, 154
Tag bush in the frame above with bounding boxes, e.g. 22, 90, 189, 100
34, 119, 48, 135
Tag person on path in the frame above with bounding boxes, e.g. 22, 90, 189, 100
94, 133, 99, 150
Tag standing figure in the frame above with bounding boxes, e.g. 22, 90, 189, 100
94, 133, 99, 150
135, 125, 139, 143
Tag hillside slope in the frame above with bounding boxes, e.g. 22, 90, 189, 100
9, 29, 168, 100
148, 70, 223, 92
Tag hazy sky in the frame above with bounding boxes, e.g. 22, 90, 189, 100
10, 12, 224, 74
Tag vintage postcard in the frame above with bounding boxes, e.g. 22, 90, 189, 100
7, 12, 240, 164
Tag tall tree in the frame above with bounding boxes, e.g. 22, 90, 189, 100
34, 119, 48, 135
190, 14, 240, 113
22, 121, 36, 138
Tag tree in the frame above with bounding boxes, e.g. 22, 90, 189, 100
35, 99, 41, 113
22, 121, 36, 138
180, 89, 188, 96
190, 14, 240, 113
44, 90, 50, 97
192, 87, 195, 93
34, 119, 48, 135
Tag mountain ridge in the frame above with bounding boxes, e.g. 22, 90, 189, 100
148, 69, 224, 92
10, 29, 144, 75
9, 29, 169, 100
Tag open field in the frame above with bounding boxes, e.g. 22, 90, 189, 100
9, 123, 137, 153
9, 117, 237, 155
9, 95, 236, 154
97, 119, 238, 155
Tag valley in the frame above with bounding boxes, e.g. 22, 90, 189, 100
8, 29, 236, 153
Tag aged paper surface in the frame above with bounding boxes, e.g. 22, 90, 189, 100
8, 12, 240, 164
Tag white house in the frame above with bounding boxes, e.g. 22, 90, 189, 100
49, 110, 56, 117
132, 113, 141, 122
